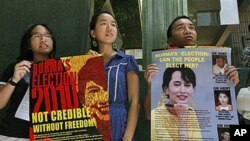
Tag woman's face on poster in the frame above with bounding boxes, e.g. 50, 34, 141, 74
166, 71, 194, 105
218, 93, 229, 105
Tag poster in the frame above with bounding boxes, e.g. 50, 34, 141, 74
151, 47, 238, 141
30, 55, 111, 141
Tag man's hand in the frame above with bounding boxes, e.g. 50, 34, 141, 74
144, 64, 158, 85
225, 65, 239, 86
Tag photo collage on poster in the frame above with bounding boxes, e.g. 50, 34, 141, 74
151, 47, 238, 141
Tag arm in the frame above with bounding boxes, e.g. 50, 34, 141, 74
143, 64, 158, 120
0, 84, 16, 109
225, 65, 239, 86
123, 71, 140, 141
0, 60, 31, 109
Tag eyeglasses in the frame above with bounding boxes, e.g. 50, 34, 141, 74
31, 34, 53, 40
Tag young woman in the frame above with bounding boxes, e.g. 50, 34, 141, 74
0, 24, 56, 140
89, 11, 140, 141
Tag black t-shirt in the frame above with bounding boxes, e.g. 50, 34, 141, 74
0, 62, 29, 138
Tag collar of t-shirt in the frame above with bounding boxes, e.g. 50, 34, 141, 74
168, 45, 199, 49
167, 45, 185, 49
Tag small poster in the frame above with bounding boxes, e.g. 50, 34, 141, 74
30, 55, 111, 141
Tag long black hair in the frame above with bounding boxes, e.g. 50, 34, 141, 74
17, 23, 56, 61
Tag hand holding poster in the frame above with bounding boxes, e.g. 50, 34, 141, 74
151, 47, 238, 141
30, 55, 111, 141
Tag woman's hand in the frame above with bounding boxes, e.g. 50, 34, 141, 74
12, 60, 32, 83
173, 103, 190, 117
86, 50, 99, 56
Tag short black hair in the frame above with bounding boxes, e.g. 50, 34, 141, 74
162, 65, 196, 91
167, 15, 193, 39
216, 55, 226, 60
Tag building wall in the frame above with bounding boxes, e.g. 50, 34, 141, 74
0, 0, 91, 130
231, 4, 250, 67
0, 0, 91, 76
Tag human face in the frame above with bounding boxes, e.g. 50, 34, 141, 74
222, 132, 230, 141
30, 25, 53, 58
90, 13, 117, 46
216, 58, 225, 68
166, 71, 194, 105
218, 93, 229, 106
168, 18, 197, 47
85, 81, 109, 116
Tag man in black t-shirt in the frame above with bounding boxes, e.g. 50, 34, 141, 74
143, 15, 240, 120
